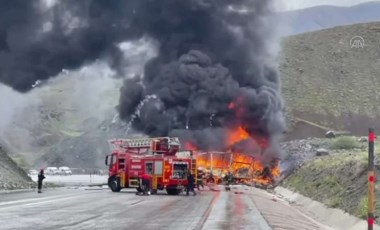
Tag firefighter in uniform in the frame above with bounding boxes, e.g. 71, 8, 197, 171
138, 173, 152, 196
224, 171, 233, 191
37, 169, 45, 193
225, 171, 234, 185
186, 171, 197, 196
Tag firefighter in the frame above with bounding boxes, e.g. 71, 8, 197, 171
37, 169, 45, 193
207, 171, 215, 184
224, 171, 233, 191
196, 168, 204, 191
138, 173, 152, 196
186, 171, 196, 196
225, 171, 234, 186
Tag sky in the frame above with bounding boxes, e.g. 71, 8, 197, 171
281, 0, 377, 11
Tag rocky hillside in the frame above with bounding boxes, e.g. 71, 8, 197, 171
281, 136, 380, 220
0, 143, 33, 190
280, 21, 380, 139
1, 67, 127, 169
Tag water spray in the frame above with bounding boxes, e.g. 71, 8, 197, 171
125, 94, 158, 135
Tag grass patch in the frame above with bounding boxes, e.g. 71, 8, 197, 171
331, 136, 359, 150
283, 149, 377, 220
328, 197, 342, 208
356, 196, 368, 219
11, 155, 31, 171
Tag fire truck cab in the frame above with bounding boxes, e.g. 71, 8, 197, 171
105, 137, 197, 195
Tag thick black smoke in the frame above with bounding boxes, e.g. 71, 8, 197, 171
0, 1, 285, 162
118, 1, 286, 158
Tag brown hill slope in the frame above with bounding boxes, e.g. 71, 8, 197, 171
280, 22, 380, 139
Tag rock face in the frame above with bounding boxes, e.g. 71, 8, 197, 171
316, 148, 329, 156
325, 131, 336, 139
358, 137, 368, 143
0, 144, 34, 190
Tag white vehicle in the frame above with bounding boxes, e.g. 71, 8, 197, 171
45, 167, 60, 175
58, 167, 72, 176
28, 169, 38, 176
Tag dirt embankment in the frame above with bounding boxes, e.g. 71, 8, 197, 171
0, 144, 34, 190
280, 136, 380, 221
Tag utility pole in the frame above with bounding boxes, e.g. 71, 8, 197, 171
368, 128, 376, 230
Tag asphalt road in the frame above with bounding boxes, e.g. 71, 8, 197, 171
0, 185, 331, 230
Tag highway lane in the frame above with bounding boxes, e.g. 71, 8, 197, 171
0, 185, 270, 230
0, 185, 330, 230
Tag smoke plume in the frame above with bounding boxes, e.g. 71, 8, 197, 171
117, 0, 286, 161
0, 1, 286, 163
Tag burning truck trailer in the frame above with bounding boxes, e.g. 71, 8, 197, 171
186, 125, 281, 189
194, 150, 280, 188
105, 137, 197, 195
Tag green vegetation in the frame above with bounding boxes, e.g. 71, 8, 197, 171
11, 155, 31, 171
330, 136, 360, 150
283, 140, 380, 220
357, 196, 368, 219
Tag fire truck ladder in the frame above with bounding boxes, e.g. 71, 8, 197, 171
109, 138, 152, 149
108, 137, 180, 153
191, 157, 197, 178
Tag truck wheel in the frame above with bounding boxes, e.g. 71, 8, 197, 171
151, 189, 157, 195
108, 176, 121, 192
166, 188, 181, 195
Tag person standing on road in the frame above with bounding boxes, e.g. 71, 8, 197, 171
186, 171, 196, 196
37, 169, 46, 194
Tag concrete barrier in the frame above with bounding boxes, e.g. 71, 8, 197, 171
274, 186, 379, 230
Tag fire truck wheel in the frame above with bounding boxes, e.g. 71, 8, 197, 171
166, 188, 181, 195
109, 176, 121, 192
151, 189, 157, 195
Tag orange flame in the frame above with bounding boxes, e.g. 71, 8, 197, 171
186, 125, 279, 186
227, 126, 250, 146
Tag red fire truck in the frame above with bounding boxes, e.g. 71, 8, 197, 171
105, 137, 197, 195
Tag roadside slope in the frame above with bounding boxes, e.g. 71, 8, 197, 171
0, 143, 33, 190
281, 137, 380, 221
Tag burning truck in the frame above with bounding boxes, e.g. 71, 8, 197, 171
188, 126, 281, 188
